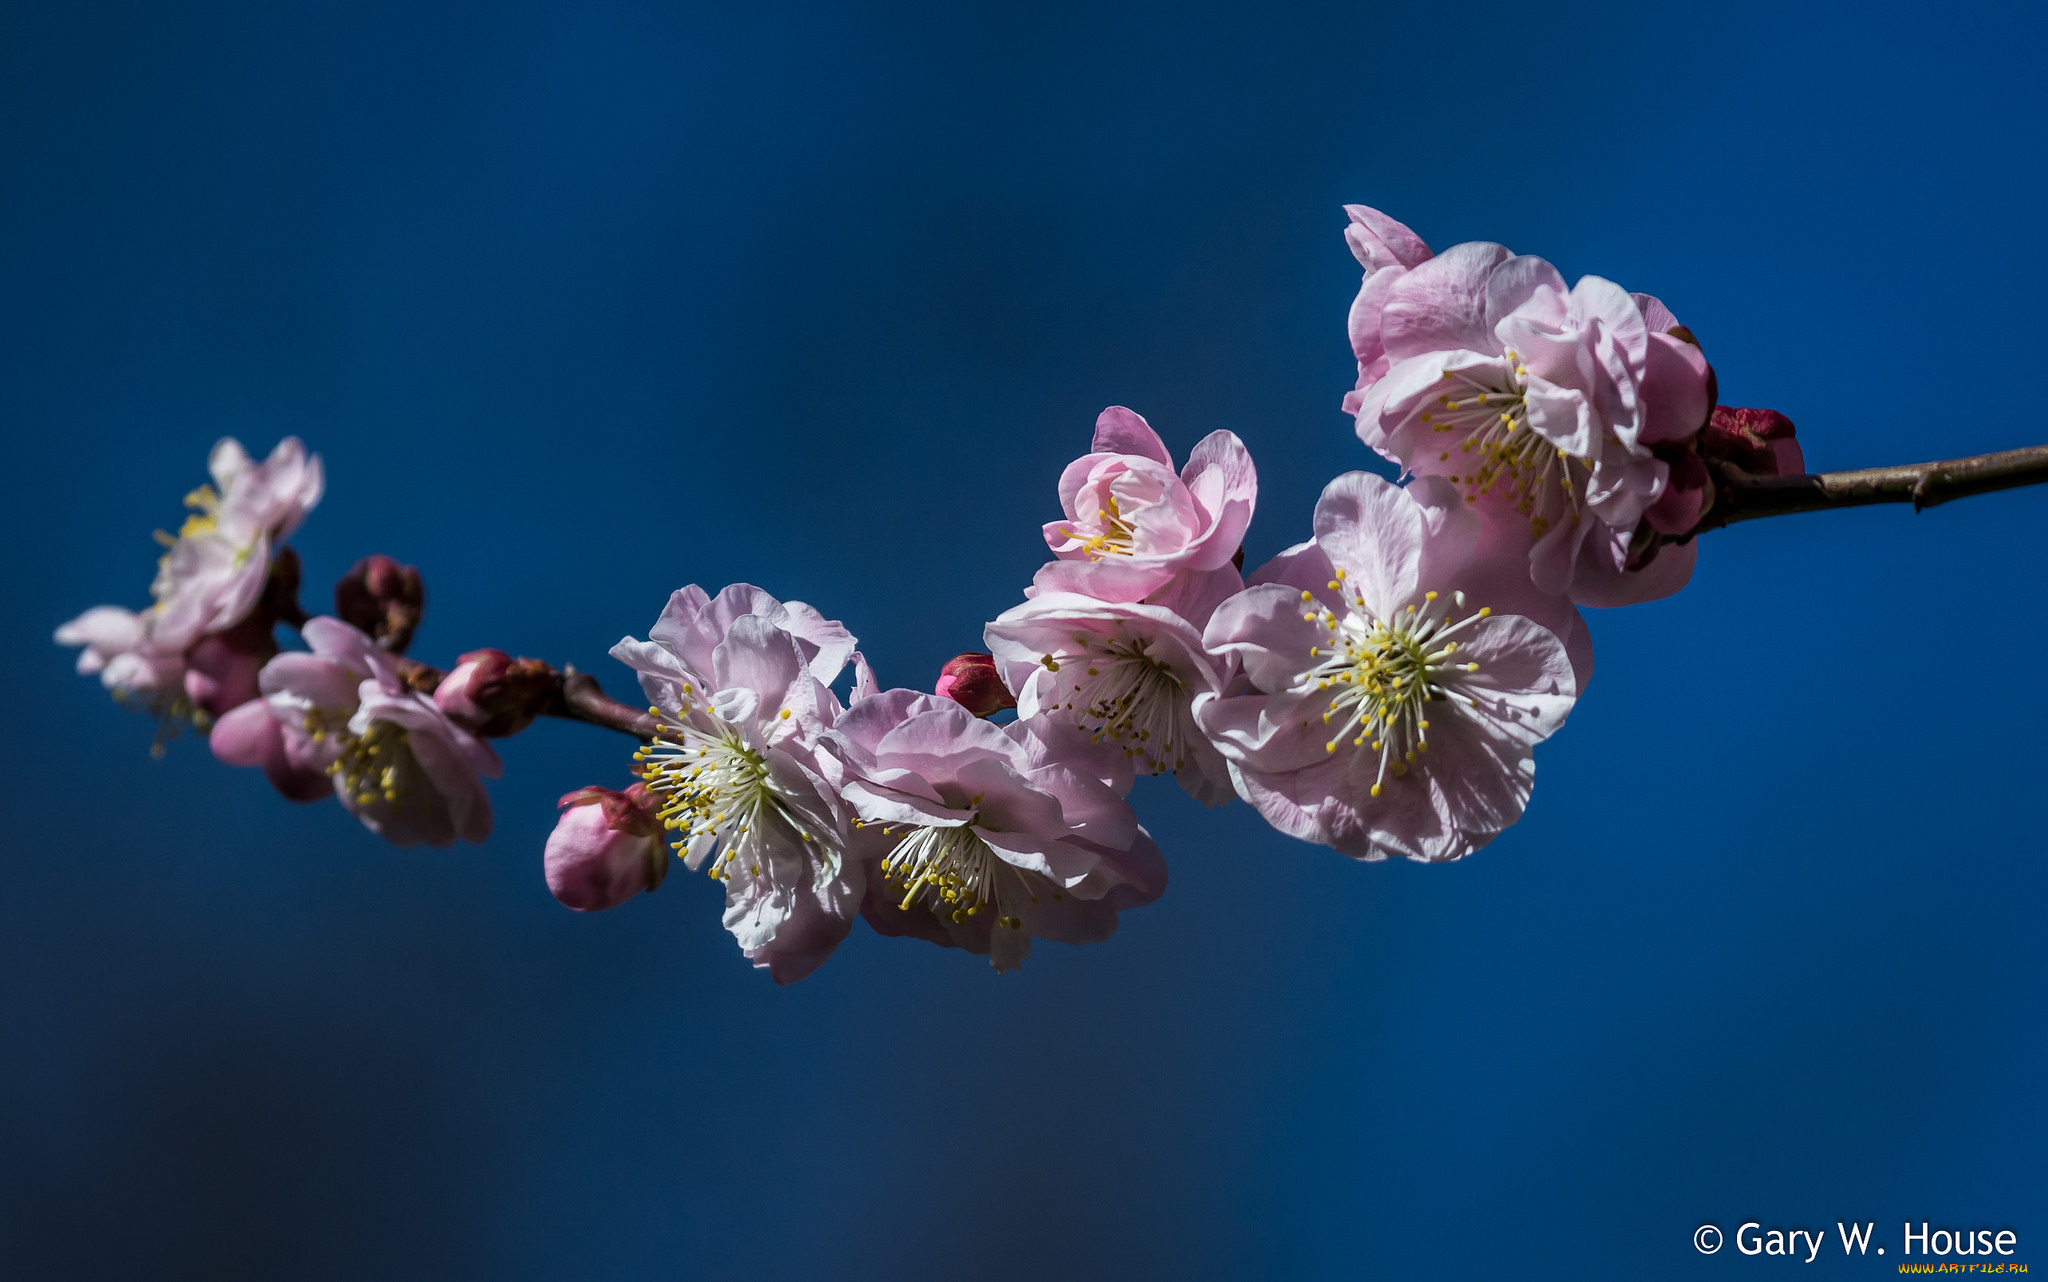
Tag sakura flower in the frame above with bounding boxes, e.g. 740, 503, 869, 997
1196, 472, 1579, 862
821, 690, 1166, 973
147, 437, 323, 646
611, 584, 861, 984
1342, 206, 1714, 604
1033, 406, 1255, 619
57, 437, 323, 738
985, 593, 1236, 805
545, 784, 670, 912
210, 617, 501, 843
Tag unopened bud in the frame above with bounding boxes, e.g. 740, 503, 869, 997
434, 648, 556, 737
1642, 443, 1713, 537
183, 614, 279, 721
936, 652, 1016, 717
544, 784, 669, 912
334, 554, 425, 653
1701, 406, 1803, 478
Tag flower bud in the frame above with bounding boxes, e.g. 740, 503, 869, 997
182, 614, 278, 721
334, 554, 425, 653
434, 648, 556, 737
935, 652, 1016, 717
1642, 443, 1713, 537
1700, 405, 1803, 478
544, 784, 669, 912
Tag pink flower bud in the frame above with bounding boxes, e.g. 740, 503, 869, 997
935, 652, 1016, 718
334, 554, 425, 653
434, 648, 556, 737
1701, 406, 1804, 479
182, 614, 278, 721
544, 784, 669, 912
1641, 444, 1713, 537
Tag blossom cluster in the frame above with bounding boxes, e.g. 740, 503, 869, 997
60, 205, 1803, 983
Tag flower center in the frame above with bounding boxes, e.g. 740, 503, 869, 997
1066, 493, 1136, 559
1417, 351, 1586, 537
635, 700, 820, 881
326, 718, 415, 808
1295, 572, 1487, 797
877, 823, 1050, 930
1039, 633, 1196, 776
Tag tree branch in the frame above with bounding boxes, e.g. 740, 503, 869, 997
385, 656, 659, 740
551, 666, 662, 739
1686, 443, 2048, 538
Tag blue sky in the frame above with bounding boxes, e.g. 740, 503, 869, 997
4, 1, 2043, 1276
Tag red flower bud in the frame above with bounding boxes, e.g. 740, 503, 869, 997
1700, 406, 1804, 479
334, 554, 425, 653
935, 652, 1016, 718
544, 783, 669, 912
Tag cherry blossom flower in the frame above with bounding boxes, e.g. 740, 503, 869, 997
985, 593, 1236, 805
211, 617, 501, 843
545, 784, 670, 911
1196, 472, 1579, 862
1033, 406, 1255, 618
821, 690, 1166, 972
57, 437, 323, 738
611, 584, 860, 984
147, 437, 323, 645
1341, 206, 1714, 605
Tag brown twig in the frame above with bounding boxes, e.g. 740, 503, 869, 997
551, 665, 662, 739
1683, 443, 2048, 540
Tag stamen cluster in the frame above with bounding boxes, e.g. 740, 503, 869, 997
1298, 576, 1490, 796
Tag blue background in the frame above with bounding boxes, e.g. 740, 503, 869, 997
5, 2, 2042, 1277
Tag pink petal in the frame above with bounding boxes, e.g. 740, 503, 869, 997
1343, 204, 1432, 272
1380, 241, 1513, 362
1179, 430, 1257, 569
1310, 471, 1425, 616
1090, 406, 1173, 467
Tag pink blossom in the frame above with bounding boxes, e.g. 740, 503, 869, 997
1196, 472, 1580, 862
545, 784, 670, 911
58, 437, 322, 735
211, 617, 501, 843
821, 690, 1165, 972
1033, 407, 1256, 613
985, 593, 1237, 805
1342, 206, 1714, 605
610, 584, 861, 984
148, 437, 323, 647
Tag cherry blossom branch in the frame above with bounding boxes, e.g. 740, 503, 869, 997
383, 653, 659, 739
1688, 443, 2048, 538
552, 667, 662, 738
